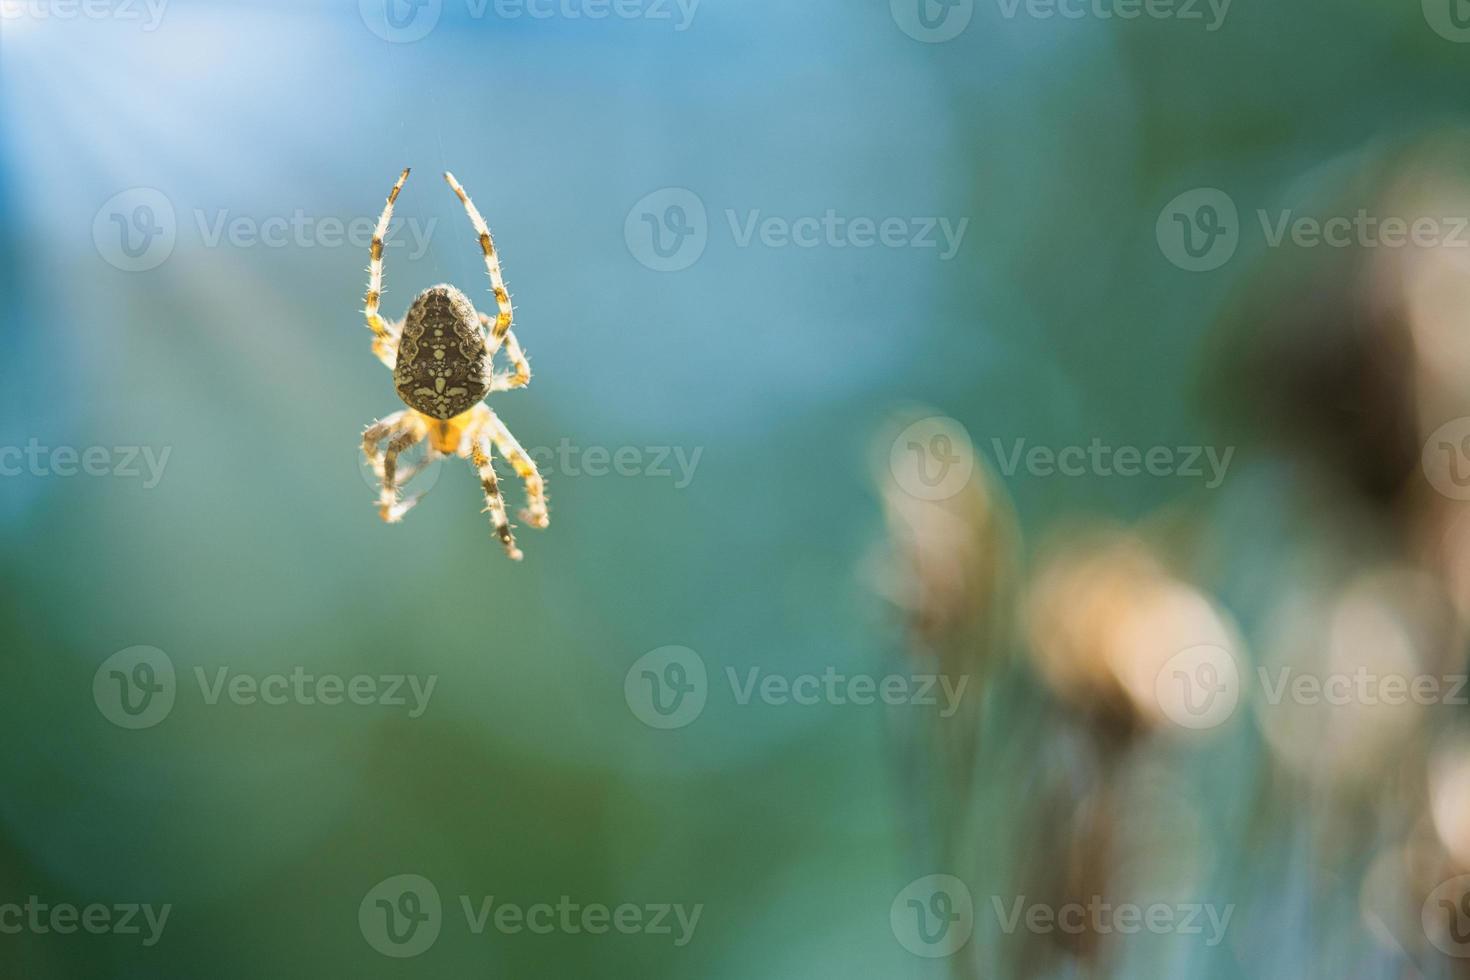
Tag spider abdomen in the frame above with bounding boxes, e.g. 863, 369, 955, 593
393, 284, 490, 420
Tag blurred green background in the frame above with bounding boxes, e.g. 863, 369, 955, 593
5, 0, 1470, 976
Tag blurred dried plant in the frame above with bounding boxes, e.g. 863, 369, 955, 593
1024, 524, 1241, 740
873, 409, 1019, 978
1016, 523, 1241, 975
1198, 129, 1470, 975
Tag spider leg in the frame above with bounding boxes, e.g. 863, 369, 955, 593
364, 168, 410, 369
390, 441, 442, 489
469, 433, 523, 561
371, 318, 403, 370
363, 411, 427, 523
380, 427, 427, 523
445, 172, 514, 358
362, 411, 406, 471
478, 313, 531, 393
483, 408, 549, 530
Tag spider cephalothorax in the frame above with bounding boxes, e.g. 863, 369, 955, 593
359, 169, 549, 560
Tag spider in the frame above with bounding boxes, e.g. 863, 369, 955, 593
360, 168, 549, 561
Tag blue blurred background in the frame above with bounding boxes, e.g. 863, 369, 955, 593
6, 0, 1470, 976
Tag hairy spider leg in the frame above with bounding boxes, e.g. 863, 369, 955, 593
478, 313, 531, 393
469, 432, 522, 560
364, 167, 410, 368
363, 410, 428, 522
483, 406, 549, 530
445, 171, 515, 356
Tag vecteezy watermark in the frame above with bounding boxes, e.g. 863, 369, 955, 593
0, 898, 171, 946
1256, 210, 1470, 250
0, 441, 171, 488
93, 647, 437, 729
890, 0, 974, 42
991, 896, 1233, 946
989, 438, 1234, 488
93, 188, 177, 273
360, 875, 442, 958
527, 441, 701, 487
360, 0, 441, 41
992, 0, 1231, 29
460, 895, 701, 946
623, 647, 708, 730
624, 188, 969, 272
192, 667, 436, 717
93, 647, 176, 730
470, 0, 698, 29
725, 667, 968, 716
357, 440, 702, 508
1423, 874, 1470, 958
890, 0, 1229, 42
193, 209, 435, 259
1156, 188, 1239, 272
1422, 417, 1470, 501
623, 647, 970, 730
1424, 0, 1470, 43
887, 415, 977, 502
624, 189, 707, 272
1158, 187, 1470, 272
1257, 667, 1469, 707
358, 0, 696, 42
92, 187, 438, 273
1153, 644, 1241, 731
359, 875, 702, 958
891, 875, 975, 958
0, 0, 167, 30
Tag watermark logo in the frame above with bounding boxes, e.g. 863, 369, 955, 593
625, 646, 707, 729
1157, 188, 1238, 272
0, 898, 171, 945
1154, 643, 1239, 730
93, 188, 176, 273
471, 0, 699, 29
726, 210, 967, 258
992, 896, 1232, 945
990, 438, 1233, 488
360, 876, 701, 953
625, 190, 968, 271
1257, 210, 1470, 250
194, 209, 436, 257
891, 875, 975, 958
360, 875, 443, 958
1423, 875, 1470, 957
461, 894, 702, 943
890, 0, 973, 42
1162, 190, 1470, 271
0, 441, 171, 487
359, 0, 441, 41
360, 441, 702, 509
360, 0, 698, 37
0, 0, 168, 30
625, 188, 708, 272
358, 442, 443, 502
193, 667, 436, 716
95, 188, 440, 273
1258, 667, 1467, 707
727, 667, 968, 715
1423, 417, 1470, 501
1424, 0, 1470, 42
93, 646, 175, 730
993, 0, 1231, 29
626, 648, 970, 727
889, 416, 975, 502
94, 649, 437, 725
